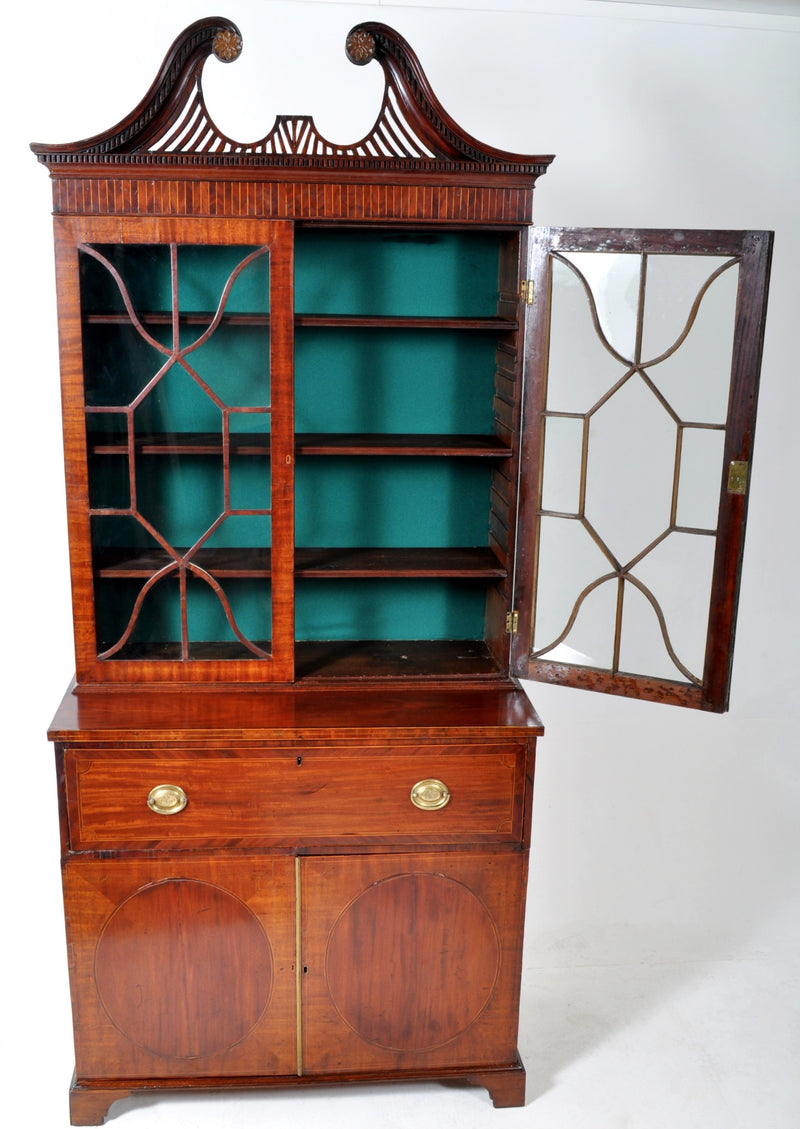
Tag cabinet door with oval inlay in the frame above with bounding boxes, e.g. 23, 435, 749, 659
300, 850, 528, 1074
63, 855, 297, 1080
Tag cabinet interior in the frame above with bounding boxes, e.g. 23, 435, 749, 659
80, 225, 524, 681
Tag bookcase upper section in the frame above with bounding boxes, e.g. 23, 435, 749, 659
31, 17, 553, 224
30, 18, 551, 688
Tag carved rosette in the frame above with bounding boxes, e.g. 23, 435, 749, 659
213, 28, 243, 62
345, 28, 376, 65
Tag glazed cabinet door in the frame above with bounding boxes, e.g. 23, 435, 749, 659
514, 228, 772, 711
53, 216, 295, 684
63, 855, 298, 1081
299, 850, 528, 1075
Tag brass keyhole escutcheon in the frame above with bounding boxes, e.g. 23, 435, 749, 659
410, 779, 451, 811
147, 784, 188, 815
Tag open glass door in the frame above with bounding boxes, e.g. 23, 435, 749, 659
512, 228, 772, 711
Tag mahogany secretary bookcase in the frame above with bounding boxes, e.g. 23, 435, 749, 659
32, 18, 771, 1125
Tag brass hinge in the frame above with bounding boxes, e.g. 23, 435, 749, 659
727, 460, 749, 496
505, 610, 519, 634
520, 279, 534, 305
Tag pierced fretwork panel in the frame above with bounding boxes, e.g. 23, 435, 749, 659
81, 242, 275, 661
33, 19, 554, 178
518, 228, 772, 710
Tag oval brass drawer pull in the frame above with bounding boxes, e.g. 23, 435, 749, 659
147, 784, 188, 815
410, 778, 451, 811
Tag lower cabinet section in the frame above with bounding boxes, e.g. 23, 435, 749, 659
63, 847, 529, 1119
51, 687, 541, 1123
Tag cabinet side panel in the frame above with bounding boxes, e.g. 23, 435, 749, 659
486, 230, 528, 666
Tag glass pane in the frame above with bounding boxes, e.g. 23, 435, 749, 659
532, 515, 616, 660
186, 325, 272, 413
645, 262, 739, 424
540, 416, 583, 515
133, 362, 220, 436
584, 375, 675, 565
616, 581, 690, 682
229, 454, 271, 513
622, 531, 716, 681
81, 242, 274, 662
560, 251, 641, 360
546, 258, 627, 414
186, 577, 272, 649
80, 244, 172, 312
641, 255, 736, 364
676, 427, 726, 530
83, 324, 171, 408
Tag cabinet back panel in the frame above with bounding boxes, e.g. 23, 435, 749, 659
294, 329, 497, 434
83, 325, 172, 409
94, 577, 485, 649
295, 458, 492, 547
295, 579, 487, 642
294, 230, 502, 317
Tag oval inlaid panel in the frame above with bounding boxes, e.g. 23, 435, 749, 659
95, 878, 273, 1060
325, 872, 500, 1052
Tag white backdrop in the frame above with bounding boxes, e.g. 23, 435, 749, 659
4, 2, 798, 1126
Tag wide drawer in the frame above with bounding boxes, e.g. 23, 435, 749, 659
63, 743, 529, 850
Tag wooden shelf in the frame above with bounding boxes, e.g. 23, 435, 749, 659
85, 312, 271, 326
87, 638, 504, 680
95, 547, 507, 580
295, 434, 511, 458
88, 432, 512, 459
96, 548, 271, 579
296, 547, 506, 578
295, 639, 504, 681
84, 312, 517, 331
294, 314, 516, 330
89, 433, 270, 457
